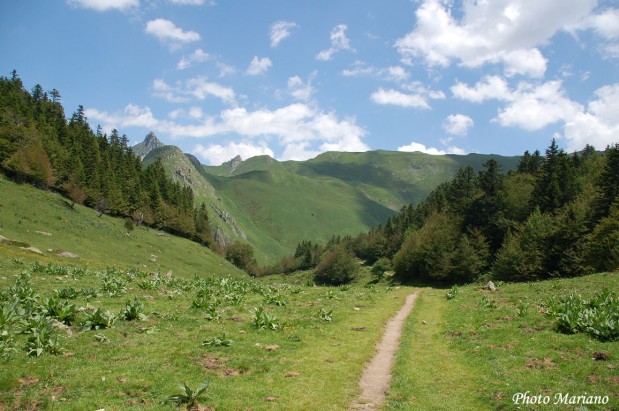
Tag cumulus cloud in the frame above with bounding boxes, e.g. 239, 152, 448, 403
443, 114, 474, 136
317, 24, 355, 61
453, 76, 583, 131
397, 141, 466, 155
270, 20, 298, 47
86, 102, 369, 162
395, 0, 598, 76
145, 18, 200, 47
247, 56, 272, 76
451, 76, 511, 103
577, 8, 619, 58
287, 74, 315, 102
371, 88, 430, 109
193, 141, 274, 165
67, 0, 138, 11
563, 83, 619, 151
370, 82, 444, 109
495, 81, 583, 130
177, 48, 210, 70
153, 77, 237, 106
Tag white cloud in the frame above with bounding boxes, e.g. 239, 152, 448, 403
577, 8, 619, 58
67, 0, 138, 11
451, 75, 512, 103
287, 75, 314, 102
281, 142, 320, 161
153, 77, 236, 106
247, 56, 272, 76
317, 24, 355, 61
495, 81, 583, 131
145, 18, 200, 46
502, 49, 547, 78
397, 141, 466, 155
579, 8, 619, 39
563, 83, 619, 151
371, 88, 430, 109
86, 102, 369, 161
443, 114, 474, 136
177, 48, 210, 70
341, 61, 377, 77
395, 0, 597, 76
270, 21, 298, 47
216, 62, 237, 77
453, 76, 583, 131
193, 141, 274, 165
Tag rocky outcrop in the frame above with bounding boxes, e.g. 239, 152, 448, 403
210, 202, 247, 244
132, 132, 165, 160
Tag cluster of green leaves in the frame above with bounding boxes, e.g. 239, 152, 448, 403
444, 285, 460, 300
165, 381, 210, 410
317, 308, 333, 322
0, 72, 213, 248
0, 265, 156, 358
251, 306, 280, 330
545, 289, 619, 341
119, 297, 147, 321
202, 333, 234, 347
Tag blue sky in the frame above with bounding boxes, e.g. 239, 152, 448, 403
2, 0, 618, 165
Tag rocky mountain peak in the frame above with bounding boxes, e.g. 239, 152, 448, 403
133, 132, 165, 160
226, 155, 243, 169
144, 132, 163, 149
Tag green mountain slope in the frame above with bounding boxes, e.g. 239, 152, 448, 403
142, 135, 519, 263
0, 175, 243, 277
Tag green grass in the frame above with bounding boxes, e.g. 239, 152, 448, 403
0, 255, 412, 410
388, 274, 619, 410
3, 175, 616, 410
0, 175, 243, 276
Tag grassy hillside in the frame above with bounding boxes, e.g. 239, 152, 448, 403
208, 169, 394, 261
143, 147, 289, 262
196, 150, 520, 262
0, 175, 242, 277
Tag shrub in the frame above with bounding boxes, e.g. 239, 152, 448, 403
314, 245, 358, 285
371, 257, 391, 281
225, 242, 259, 275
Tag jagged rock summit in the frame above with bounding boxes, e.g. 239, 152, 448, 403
224, 155, 243, 170
132, 132, 165, 160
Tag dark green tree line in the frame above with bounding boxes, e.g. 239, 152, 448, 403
0, 72, 212, 247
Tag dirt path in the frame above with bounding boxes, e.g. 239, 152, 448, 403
350, 292, 419, 410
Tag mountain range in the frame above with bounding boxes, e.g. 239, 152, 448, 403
134, 134, 520, 263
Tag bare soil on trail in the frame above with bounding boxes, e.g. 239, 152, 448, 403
350, 292, 419, 410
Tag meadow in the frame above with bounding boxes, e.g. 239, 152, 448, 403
1, 176, 617, 410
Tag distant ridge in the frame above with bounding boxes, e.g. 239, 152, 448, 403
143, 138, 520, 263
